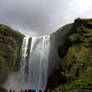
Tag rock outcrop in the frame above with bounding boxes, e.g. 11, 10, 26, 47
0, 18, 92, 92
0, 24, 24, 91
47, 18, 92, 92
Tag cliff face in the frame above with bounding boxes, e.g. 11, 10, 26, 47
0, 18, 92, 92
0, 24, 24, 89
48, 18, 92, 92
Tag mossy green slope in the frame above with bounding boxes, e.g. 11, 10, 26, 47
47, 18, 92, 92
0, 24, 24, 88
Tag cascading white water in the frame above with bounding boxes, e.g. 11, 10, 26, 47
28, 36, 50, 89
20, 35, 50, 90
3, 35, 50, 91
20, 37, 29, 81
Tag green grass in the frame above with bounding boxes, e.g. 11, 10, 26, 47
51, 67, 92, 92
48, 18, 92, 92
0, 24, 24, 87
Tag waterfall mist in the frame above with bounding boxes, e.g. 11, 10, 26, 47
4, 35, 54, 91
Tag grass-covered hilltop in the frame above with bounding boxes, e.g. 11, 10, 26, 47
0, 24, 24, 91
47, 18, 92, 92
0, 18, 92, 92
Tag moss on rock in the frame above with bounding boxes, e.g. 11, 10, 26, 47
47, 18, 92, 92
0, 24, 24, 88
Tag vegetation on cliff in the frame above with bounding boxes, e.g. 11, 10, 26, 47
47, 18, 92, 92
0, 18, 92, 92
0, 24, 24, 88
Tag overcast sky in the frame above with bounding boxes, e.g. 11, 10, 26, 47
0, 0, 92, 36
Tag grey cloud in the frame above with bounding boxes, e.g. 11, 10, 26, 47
0, 0, 92, 36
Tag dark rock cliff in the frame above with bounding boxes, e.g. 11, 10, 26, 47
47, 18, 92, 92
0, 24, 24, 91
0, 18, 92, 92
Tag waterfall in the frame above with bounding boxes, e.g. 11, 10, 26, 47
3, 35, 51, 91
20, 35, 50, 90
20, 37, 29, 81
